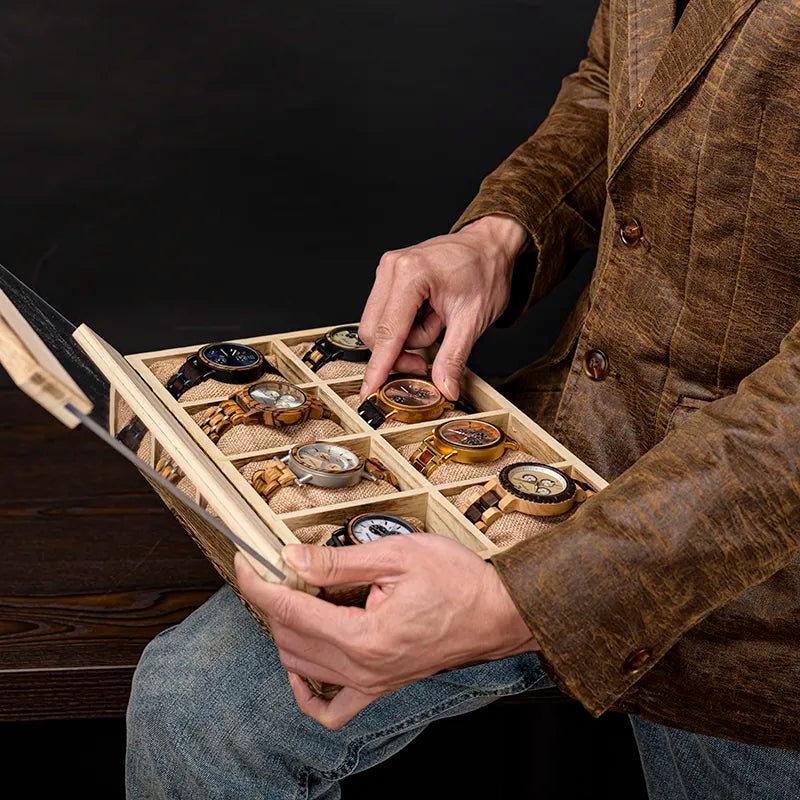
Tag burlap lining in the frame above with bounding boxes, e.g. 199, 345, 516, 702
189, 409, 345, 456
113, 394, 153, 464
449, 486, 578, 549
342, 393, 463, 429
396, 443, 533, 484
290, 342, 369, 379
147, 355, 284, 403
292, 516, 426, 547
239, 459, 399, 513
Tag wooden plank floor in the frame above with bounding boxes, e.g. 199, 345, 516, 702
0, 390, 222, 720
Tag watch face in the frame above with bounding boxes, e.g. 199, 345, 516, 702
437, 419, 503, 449
500, 462, 573, 503
199, 342, 262, 370
293, 442, 361, 473
348, 513, 417, 544
327, 325, 367, 351
249, 381, 306, 409
381, 378, 441, 409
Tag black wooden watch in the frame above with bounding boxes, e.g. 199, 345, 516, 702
325, 513, 417, 546
167, 342, 277, 399
301, 325, 370, 372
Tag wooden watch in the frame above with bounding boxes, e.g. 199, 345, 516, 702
198, 381, 339, 443
325, 513, 418, 547
358, 376, 475, 429
459, 462, 595, 532
301, 325, 370, 372
409, 419, 520, 477
166, 342, 276, 399
251, 442, 398, 500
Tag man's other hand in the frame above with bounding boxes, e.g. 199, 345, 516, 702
234, 534, 539, 729
358, 215, 529, 400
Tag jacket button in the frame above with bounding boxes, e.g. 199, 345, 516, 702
623, 648, 653, 675
619, 217, 643, 246
583, 349, 609, 381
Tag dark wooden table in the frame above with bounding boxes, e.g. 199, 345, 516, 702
0, 390, 222, 721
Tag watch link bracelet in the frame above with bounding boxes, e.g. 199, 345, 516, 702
325, 513, 417, 547
409, 419, 520, 477
198, 381, 340, 443
459, 462, 595, 532
357, 376, 475, 429
155, 453, 184, 484
301, 325, 370, 372
166, 342, 277, 399
251, 442, 398, 500
115, 417, 149, 453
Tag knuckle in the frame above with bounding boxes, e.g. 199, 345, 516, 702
394, 252, 420, 273
373, 322, 396, 343
378, 251, 397, 269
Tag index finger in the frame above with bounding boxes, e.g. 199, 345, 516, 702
360, 280, 426, 398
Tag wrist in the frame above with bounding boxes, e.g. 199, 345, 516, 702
459, 214, 531, 263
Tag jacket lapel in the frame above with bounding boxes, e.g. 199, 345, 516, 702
609, 0, 760, 182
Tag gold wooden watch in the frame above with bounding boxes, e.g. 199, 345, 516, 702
459, 462, 595, 532
198, 381, 339, 443
409, 419, 520, 477
358, 376, 474, 429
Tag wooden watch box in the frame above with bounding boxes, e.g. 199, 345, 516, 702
0, 277, 607, 696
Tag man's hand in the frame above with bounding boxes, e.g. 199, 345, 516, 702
234, 534, 539, 729
358, 215, 529, 400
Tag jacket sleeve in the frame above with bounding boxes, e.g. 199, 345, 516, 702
492, 316, 800, 716
451, 0, 610, 319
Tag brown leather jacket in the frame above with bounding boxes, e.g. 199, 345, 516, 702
453, 0, 800, 750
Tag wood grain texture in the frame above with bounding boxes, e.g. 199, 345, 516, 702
0, 391, 222, 720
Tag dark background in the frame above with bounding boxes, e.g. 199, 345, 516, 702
0, 1, 647, 797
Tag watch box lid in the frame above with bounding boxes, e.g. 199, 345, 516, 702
0, 264, 301, 587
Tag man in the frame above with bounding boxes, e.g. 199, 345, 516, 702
127, 0, 800, 797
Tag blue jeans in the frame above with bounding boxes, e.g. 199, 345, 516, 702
126, 587, 800, 799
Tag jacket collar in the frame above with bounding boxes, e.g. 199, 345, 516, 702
609, 0, 760, 182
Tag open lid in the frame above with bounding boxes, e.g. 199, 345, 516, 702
0, 264, 299, 586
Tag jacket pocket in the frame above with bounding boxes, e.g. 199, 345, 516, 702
666, 396, 710, 434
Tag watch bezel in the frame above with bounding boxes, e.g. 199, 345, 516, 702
289, 441, 365, 478
325, 325, 369, 352
247, 380, 308, 410
499, 462, 576, 504
435, 419, 505, 450
344, 513, 418, 545
378, 377, 443, 412
197, 342, 267, 383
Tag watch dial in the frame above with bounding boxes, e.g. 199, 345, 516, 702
504, 463, 569, 498
200, 342, 262, 369
249, 381, 306, 409
294, 443, 361, 473
381, 378, 440, 409
438, 419, 502, 449
328, 325, 367, 350
349, 514, 416, 544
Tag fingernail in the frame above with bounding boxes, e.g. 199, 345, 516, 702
233, 551, 244, 571
283, 544, 311, 572
359, 381, 372, 400
443, 376, 460, 401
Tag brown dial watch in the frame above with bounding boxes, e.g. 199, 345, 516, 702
198, 380, 339, 443
409, 419, 520, 477
357, 376, 475, 429
459, 462, 595, 532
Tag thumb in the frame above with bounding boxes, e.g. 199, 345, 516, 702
283, 539, 406, 587
431, 318, 478, 401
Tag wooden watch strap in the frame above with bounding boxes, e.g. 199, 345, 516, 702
264, 399, 339, 428
301, 337, 336, 371
460, 488, 503, 532
166, 355, 210, 399
116, 416, 148, 453
251, 460, 296, 500
155, 454, 184, 484
199, 399, 245, 442
363, 457, 399, 486
357, 397, 386, 428
409, 441, 444, 476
